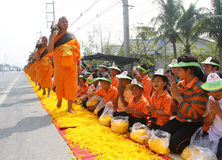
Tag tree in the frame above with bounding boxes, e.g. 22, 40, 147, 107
151, 0, 183, 58
127, 23, 158, 67
197, 0, 222, 70
177, 2, 208, 54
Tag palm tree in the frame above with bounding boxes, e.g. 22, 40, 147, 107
151, 0, 183, 58
177, 2, 208, 54
197, 0, 222, 69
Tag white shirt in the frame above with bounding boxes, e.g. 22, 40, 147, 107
86, 82, 101, 94
203, 96, 222, 140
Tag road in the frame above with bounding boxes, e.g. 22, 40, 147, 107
0, 72, 74, 160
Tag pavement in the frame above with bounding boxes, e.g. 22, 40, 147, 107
0, 72, 74, 160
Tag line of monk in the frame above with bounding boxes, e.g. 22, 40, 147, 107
24, 16, 81, 114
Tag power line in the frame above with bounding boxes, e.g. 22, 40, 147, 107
130, 7, 159, 19
69, 0, 100, 28
73, 0, 121, 32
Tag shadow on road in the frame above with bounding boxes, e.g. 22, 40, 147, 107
0, 114, 52, 140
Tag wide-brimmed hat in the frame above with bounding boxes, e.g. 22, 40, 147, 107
168, 59, 178, 67
126, 79, 144, 91
116, 71, 132, 80
201, 73, 222, 91
109, 62, 122, 72
99, 62, 109, 69
201, 57, 219, 67
173, 61, 200, 67
86, 74, 99, 84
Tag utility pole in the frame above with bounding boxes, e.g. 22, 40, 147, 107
122, 0, 130, 71
46, 1, 55, 28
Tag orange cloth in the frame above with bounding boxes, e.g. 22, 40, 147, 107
127, 95, 149, 118
148, 90, 173, 126
94, 85, 118, 104
80, 81, 89, 97
39, 47, 53, 88
117, 88, 134, 112
53, 32, 81, 100
141, 75, 152, 101
111, 76, 119, 88
36, 61, 41, 84
33, 62, 36, 82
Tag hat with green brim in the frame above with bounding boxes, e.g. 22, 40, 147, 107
168, 59, 178, 67
81, 64, 86, 69
136, 65, 149, 74
173, 61, 200, 67
79, 75, 84, 79
201, 73, 222, 91
99, 62, 109, 69
116, 71, 133, 80
201, 57, 219, 67
86, 74, 99, 84
99, 77, 111, 83
109, 62, 122, 72
86, 71, 93, 75
126, 79, 144, 91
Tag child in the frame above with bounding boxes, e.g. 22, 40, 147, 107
158, 53, 208, 154
79, 72, 101, 109
125, 79, 149, 127
168, 59, 181, 84
109, 62, 122, 88
146, 69, 173, 130
201, 57, 219, 74
79, 74, 118, 116
99, 62, 110, 76
81, 62, 87, 74
132, 63, 152, 101
201, 71, 222, 159
113, 71, 133, 116
79, 74, 89, 97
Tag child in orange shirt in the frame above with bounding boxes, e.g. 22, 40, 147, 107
79, 74, 118, 117
79, 74, 89, 97
125, 79, 149, 127
109, 63, 122, 88
132, 63, 152, 101
114, 71, 133, 117
146, 69, 173, 130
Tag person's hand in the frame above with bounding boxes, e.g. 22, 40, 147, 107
106, 102, 113, 109
210, 100, 221, 114
169, 73, 176, 83
146, 105, 156, 113
77, 63, 81, 75
125, 107, 135, 114
170, 82, 181, 100
118, 84, 124, 93
53, 30, 59, 38
135, 75, 142, 82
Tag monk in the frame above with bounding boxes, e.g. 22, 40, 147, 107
47, 16, 81, 114
37, 36, 53, 97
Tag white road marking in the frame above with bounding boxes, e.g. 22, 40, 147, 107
0, 72, 21, 106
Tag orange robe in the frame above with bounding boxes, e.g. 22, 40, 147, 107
39, 48, 53, 88
33, 62, 36, 82
53, 32, 81, 100
35, 61, 41, 84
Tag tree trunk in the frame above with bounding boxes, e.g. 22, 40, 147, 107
219, 47, 222, 71
173, 42, 177, 59
164, 38, 167, 71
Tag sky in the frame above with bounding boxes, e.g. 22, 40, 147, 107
0, 0, 211, 68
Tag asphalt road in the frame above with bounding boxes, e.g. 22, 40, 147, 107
0, 72, 74, 160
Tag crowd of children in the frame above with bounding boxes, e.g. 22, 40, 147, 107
74, 54, 222, 159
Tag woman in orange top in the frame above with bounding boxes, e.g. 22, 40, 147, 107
146, 69, 173, 130
37, 36, 53, 97
47, 16, 81, 114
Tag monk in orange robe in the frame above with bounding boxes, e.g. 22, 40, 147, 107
37, 36, 53, 97
47, 16, 81, 114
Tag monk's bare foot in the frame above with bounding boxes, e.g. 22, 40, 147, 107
67, 109, 76, 114
57, 99, 62, 108
47, 95, 51, 98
